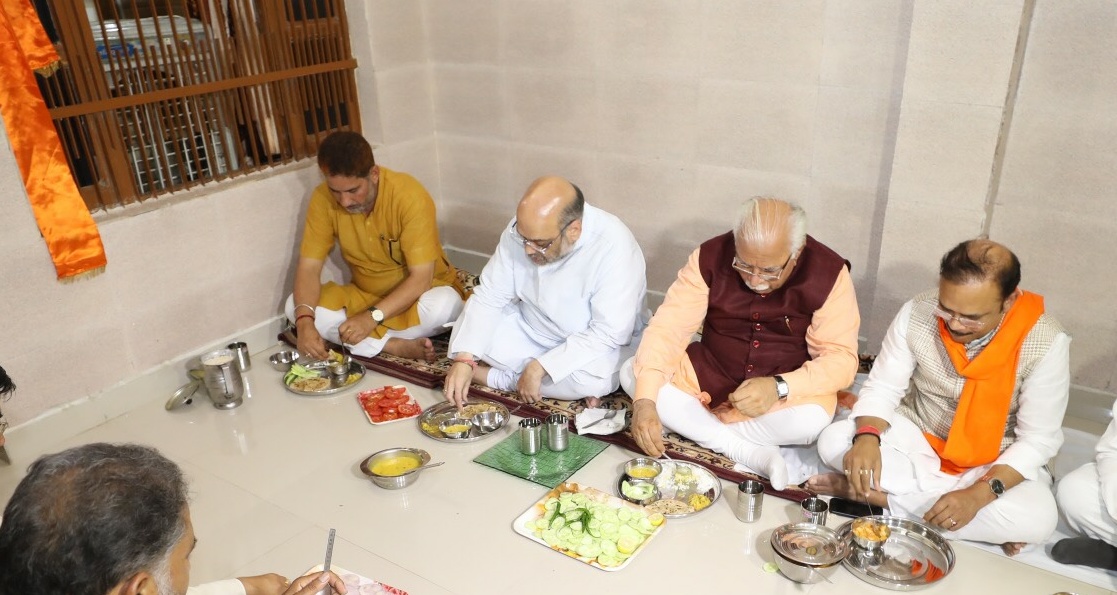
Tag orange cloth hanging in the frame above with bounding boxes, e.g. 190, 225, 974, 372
925, 291, 1045, 475
0, 1, 106, 280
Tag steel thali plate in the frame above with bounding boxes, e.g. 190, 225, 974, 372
836, 515, 955, 590
418, 398, 510, 443
282, 360, 366, 396
615, 459, 722, 518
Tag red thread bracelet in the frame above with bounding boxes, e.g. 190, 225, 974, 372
453, 357, 478, 370
294, 313, 315, 324
853, 424, 882, 444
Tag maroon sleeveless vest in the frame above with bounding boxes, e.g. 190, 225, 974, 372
686, 233, 848, 408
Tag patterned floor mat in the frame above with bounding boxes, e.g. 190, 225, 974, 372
279, 327, 813, 502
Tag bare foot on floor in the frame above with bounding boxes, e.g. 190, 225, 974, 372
383, 337, 436, 362
583, 396, 602, 409
1002, 542, 1026, 556
805, 472, 890, 509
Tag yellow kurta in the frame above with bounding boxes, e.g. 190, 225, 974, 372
300, 168, 464, 339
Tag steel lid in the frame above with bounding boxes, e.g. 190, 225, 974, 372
771, 522, 848, 567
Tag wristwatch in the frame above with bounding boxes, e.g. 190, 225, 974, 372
369, 307, 385, 324
774, 375, 789, 400
986, 477, 1006, 498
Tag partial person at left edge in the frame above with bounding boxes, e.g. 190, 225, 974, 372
0, 442, 347, 595
0, 364, 13, 451
284, 131, 467, 363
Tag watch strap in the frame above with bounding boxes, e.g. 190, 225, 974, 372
774, 375, 789, 399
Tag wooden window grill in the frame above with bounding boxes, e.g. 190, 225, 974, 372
37, 0, 360, 210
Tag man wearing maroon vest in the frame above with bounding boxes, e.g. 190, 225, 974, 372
623, 197, 860, 490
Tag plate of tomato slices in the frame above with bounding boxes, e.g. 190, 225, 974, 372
357, 385, 422, 425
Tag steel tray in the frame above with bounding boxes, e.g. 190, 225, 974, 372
418, 398, 510, 443
282, 360, 366, 396
836, 515, 955, 590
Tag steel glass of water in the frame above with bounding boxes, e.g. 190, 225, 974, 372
801, 496, 829, 525
519, 418, 542, 455
545, 413, 569, 452
734, 479, 764, 523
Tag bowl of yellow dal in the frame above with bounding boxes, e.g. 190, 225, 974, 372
360, 447, 431, 489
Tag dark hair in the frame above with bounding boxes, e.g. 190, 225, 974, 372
939, 239, 1021, 299
317, 131, 375, 178
559, 183, 586, 228
0, 443, 189, 595
0, 365, 13, 401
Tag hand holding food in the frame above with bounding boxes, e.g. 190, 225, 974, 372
295, 324, 329, 361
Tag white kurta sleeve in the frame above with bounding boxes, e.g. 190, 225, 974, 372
1095, 398, 1117, 519
187, 579, 247, 595
994, 332, 1071, 480
534, 238, 646, 382
448, 228, 518, 359
850, 300, 917, 425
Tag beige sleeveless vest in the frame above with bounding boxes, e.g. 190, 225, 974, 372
896, 290, 1066, 453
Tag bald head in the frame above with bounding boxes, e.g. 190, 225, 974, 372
939, 239, 1021, 299
517, 176, 583, 228
733, 197, 806, 254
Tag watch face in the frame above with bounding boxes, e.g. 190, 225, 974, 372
371, 308, 384, 322
990, 479, 1006, 495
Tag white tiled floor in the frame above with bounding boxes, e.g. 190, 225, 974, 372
1, 343, 1112, 595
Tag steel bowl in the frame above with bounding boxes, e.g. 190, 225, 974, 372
269, 350, 300, 372
850, 517, 890, 551
360, 447, 431, 490
618, 477, 660, 506
438, 418, 473, 439
623, 457, 663, 481
770, 522, 849, 584
470, 410, 505, 434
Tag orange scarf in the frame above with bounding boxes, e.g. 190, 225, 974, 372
0, 2, 106, 280
925, 291, 1045, 475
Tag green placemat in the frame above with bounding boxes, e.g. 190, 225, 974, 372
473, 431, 609, 488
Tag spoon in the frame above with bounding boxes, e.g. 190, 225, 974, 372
401, 461, 445, 475
581, 408, 619, 429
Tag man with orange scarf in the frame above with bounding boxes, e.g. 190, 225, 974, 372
807, 240, 1069, 556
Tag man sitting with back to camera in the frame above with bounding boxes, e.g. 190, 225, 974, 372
0, 442, 347, 595
807, 239, 1070, 556
285, 131, 466, 363
443, 176, 647, 408
625, 197, 860, 490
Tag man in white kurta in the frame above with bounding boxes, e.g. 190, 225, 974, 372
808, 240, 1070, 555
1051, 398, 1117, 570
443, 176, 646, 405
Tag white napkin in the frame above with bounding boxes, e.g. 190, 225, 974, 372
575, 408, 626, 435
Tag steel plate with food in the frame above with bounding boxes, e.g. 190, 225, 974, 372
836, 515, 955, 590
615, 458, 721, 518
418, 398, 509, 443
282, 359, 366, 396
512, 482, 666, 571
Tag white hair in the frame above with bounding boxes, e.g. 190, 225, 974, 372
733, 197, 806, 254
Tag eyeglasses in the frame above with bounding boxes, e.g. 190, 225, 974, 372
732, 252, 796, 281
931, 306, 988, 331
508, 219, 574, 255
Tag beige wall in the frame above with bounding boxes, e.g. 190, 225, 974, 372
3, 0, 1114, 427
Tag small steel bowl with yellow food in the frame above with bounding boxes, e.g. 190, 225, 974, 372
438, 418, 473, 439
360, 447, 431, 489
851, 516, 892, 551
623, 457, 663, 481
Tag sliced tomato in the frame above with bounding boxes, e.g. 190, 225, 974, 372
398, 402, 420, 416
380, 411, 399, 421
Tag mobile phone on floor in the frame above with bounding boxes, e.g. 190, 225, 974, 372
828, 497, 876, 519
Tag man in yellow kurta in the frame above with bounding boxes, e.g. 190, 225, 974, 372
285, 132, 465, 361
